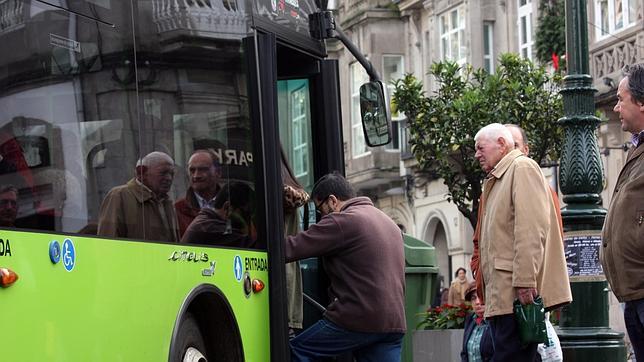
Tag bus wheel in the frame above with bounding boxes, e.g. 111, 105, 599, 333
175, 313, 208, 362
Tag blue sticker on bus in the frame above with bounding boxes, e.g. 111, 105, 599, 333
62, 239, 75, 272
233, 255, 243, 282
49, 240, 61, 264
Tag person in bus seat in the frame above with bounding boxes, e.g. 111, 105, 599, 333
181, 181, 256, 249
175, 149, 222, 237
285, 172, 406, 361
97, 151, 180, 242
0, 185, 18, 227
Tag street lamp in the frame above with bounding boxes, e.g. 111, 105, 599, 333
557, 1, 626, 360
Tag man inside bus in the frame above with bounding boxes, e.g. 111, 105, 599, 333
181, 181, 256, 249
97, 151, 180, 243
284, 172, 406, 361
175, 149, 222, 237
0, 185, 18, 227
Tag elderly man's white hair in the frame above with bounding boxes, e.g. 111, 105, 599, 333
137, 151, 174, 167
474, 123, 514, 146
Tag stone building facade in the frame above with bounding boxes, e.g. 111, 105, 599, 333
332, 0, 643, 335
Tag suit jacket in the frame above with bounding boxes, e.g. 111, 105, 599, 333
175, 186, 220, 238
480, 150, 571, 317
461, 314, 493, 362
601, 142, 644, 302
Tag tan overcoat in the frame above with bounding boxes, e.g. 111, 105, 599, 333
480, 150, 572, 318
97, 178, 180, 243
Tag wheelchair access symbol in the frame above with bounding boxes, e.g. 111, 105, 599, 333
62, 238, 76, 272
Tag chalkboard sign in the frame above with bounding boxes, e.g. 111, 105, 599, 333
564, 234, 603, 277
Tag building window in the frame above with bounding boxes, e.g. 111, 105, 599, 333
291, 85, 309, 178
518, 0, 533, 60
439, 6, 467, 65
383, 55, 404, 151
595, 0, 639, 38
483, 22, 494, 73
350, 61, 370, 158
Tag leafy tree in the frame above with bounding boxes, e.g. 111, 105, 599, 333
535, 0, 566, 66
392, 54, 563, 228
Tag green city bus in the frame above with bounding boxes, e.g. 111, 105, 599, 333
0, 0, 390, 361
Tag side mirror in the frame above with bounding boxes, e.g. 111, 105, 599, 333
359, 81, 392, 147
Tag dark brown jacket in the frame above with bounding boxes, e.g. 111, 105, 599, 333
181, 208, 255, 249
285, 197, 406, 333
601, 142, 644, 302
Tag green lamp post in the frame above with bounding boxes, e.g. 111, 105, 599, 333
556, 0, 626, 360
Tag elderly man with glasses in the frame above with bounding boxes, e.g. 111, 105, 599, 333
284, 171, 406, 362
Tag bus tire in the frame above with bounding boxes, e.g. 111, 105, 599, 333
173, 313, 208, 362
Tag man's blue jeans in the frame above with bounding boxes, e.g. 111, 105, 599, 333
290, 318, 404, 362
624, 298, 644, 361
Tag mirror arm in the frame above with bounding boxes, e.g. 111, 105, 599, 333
309, 10, 382, 82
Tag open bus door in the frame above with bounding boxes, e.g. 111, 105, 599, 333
250, 5, 394, 358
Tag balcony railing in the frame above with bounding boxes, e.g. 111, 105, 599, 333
152, 0, 247, 39
591, 31, 640, 81
0, 0, 24, 32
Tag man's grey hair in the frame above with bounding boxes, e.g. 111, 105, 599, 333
623, 64, 644, 104
137, 151, 174, 168
474, 123, 514, 146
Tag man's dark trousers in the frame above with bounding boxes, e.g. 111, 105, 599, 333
488, 313, 538, 362
624, 298, 644, 361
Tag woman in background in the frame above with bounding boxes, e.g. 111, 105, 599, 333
461, 282, 493, 362
448, 267, 470, 306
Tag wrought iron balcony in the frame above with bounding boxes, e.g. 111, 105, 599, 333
590, 28, 641, 90
152, 0, 247, 39
0, 0, 24, 32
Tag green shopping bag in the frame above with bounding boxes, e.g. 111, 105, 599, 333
513, 295, 549, 346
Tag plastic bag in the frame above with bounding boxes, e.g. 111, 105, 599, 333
537, 313, 563, 362
513, 295, 549, 345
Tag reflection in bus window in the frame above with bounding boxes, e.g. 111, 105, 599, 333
0, 1, 261, 247
175, 149, 223, 238
181, 182, 257, 249
0, 185, 19, 227
97, 152, 180, 242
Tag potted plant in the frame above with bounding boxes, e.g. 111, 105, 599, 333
412, 303, 472, 361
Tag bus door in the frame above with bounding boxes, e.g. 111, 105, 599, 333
247, 25, 351, 358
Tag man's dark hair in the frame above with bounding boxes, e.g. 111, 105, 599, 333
0, 185, 18, 195
192, 148, 222, 169
213, 182, 252, 209
623, 64, 644, 103
311, 171, 356, 201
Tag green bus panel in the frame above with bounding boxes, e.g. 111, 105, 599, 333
0, 230, 270, 361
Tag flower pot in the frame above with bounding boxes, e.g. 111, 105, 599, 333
412, 329, 464, 362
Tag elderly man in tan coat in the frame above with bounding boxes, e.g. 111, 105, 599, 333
98, 151, 180, 243
474, 123, 571, 361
